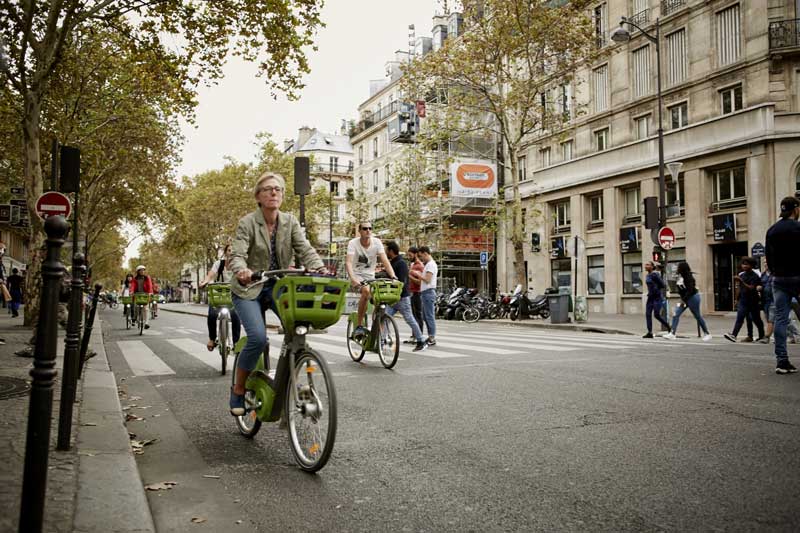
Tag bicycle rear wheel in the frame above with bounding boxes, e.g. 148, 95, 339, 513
286, 349, 336, 472
138, 306, 144, 335
218, 315, 229, 376
377, 314, 399, 369
345, 320, 365, 362
125, 306, 131, 330
232, 349, 262, 438
463, 307, 480, 323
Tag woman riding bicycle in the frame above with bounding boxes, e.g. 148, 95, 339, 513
200, 243, 242, 351
121, 273, 133, 317
228, 171, 327, 416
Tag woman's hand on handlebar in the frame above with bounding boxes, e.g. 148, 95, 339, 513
236, 269, 253, 285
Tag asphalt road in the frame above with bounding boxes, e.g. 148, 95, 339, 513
100, 307, 800, 532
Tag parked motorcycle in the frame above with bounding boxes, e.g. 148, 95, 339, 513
509, 285, 550, 320
444, 287, 479, 320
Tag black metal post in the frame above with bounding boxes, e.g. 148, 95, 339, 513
329, 180, 334, 261
56, 253, 85, 451
19, 215, 70, 533
78, 283, 102, 376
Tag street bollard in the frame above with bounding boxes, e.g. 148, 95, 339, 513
56, 253, 85, 451
19, 215, 69, 533
78, 283, 102, 376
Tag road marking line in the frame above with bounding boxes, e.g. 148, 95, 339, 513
167, 338, 225, 370
117, 340, 175, 376
314, 334, 469, 358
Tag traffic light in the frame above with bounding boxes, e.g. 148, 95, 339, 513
652, 246, 664, 263
644, 196, 659, 229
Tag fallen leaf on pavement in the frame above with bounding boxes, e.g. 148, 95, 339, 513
131, 438, 158, 454
144, 481, 178, 491
125, 414, 144, 422
81, 422, 97, 426
129, 396, 142, 401
191, 517, 207, 523
202, 474, 220, 479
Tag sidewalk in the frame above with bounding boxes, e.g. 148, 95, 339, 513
0, 310, 154, 533
162, 302, 739, 337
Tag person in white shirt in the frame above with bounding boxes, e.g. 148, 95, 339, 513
199, 244, 241, 351
408, 245, 438, 345
345, 221, 396, 338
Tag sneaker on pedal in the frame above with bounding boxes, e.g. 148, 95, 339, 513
413, 341, 427, 352
229, 389, 245, 415
352, 326, 368, 340
775, 360, 798, 375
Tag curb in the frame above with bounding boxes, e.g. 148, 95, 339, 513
73, 320, 156, 533
159, 305, 281, 331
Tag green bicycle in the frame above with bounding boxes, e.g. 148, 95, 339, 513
231, 269, 346, 472
346, 279, 403, 369
121, 295, 132, 330
207, 282, 234, 375
133, 292, 150, 335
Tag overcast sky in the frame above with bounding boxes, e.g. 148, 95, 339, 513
176, 0, 441, 178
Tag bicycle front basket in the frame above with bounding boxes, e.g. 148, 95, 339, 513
371, 279, 403, 305
120, 295, 132, 305
272, 275, 348, 331
207, 282, 232, 307
133, 293, 150, 305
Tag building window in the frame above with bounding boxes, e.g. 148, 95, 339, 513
384, 165, 390, 189
634, 115, 651, 140
372, 169, 378, 193
561, 140, 574, 161
594, 128, 609, 151
558, 83, 572, 119
796, 166, 800, 195
666, 176, 685, 216
623, 186, 641, 218
372, 204, 379, 220
588, 255, 605, 295
669, 102, 688, 129
554, 200, 571, 230
518, 156, 527, 182
593, 64, 609, 112
623, 252, 644, 294
720, 84, 743, 114
358, 146, 364, 165
716, 4, 741, 67
632, 45, 651, 98
594, 3, 607, 47
331, 180, 340, 197
665, 29, 687, 87
358, 176, 363, 191
551, 258, 572, 289
589, 194, 604, 225
372, 137, 379, 158
329, 156, 339, 172
712, 166, 746, 208
540, 147, 551, 168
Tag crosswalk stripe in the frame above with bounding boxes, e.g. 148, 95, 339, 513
316, 334, 468, 358
451, 333, 633, 351
167, 338, 227, 370
117, 340, 175, 376
454, 330, 643, 348
432, 334, 569, 353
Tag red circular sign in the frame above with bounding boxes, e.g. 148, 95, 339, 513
35, 191, 72, 220
657, 226, 676, 250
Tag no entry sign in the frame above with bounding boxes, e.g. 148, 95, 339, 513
35, 191, 71, 220
657, 226, 676, 250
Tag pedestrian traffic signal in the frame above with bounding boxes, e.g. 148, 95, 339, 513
652, 246, 664, 263
644, 196, 659, 229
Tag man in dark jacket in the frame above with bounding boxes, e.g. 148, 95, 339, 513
723, 257, 765, 343
765, 196, 800, 374
385, 241, 427, 352
643, 261, 671, 338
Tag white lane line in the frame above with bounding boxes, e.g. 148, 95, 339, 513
117, 340, 175, 376
430, 338, 521, 355
317, 334, 469, 358
167, 338, 225, 370
186, 328, 203, 334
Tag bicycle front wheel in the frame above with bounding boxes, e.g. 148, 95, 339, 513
218, 315, 229, 376
346, 320, 365, 362
286, 349, 336, 472
138, 307, 144, 335
125, 307, 131, 330
377, 314, 399, 369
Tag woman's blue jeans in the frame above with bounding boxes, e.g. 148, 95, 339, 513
671, 293, 709, 334
232, 282, 278, 372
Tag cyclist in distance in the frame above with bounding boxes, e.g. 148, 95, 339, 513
129, 265, 153, 329
228, 171, 327, 416
200, 243, 242, 351
121, 273, 133, 317
345, 221, 396, 340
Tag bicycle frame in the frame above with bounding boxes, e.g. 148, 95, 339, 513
246, 329, 304, 422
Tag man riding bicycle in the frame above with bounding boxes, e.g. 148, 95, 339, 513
129, 265, 153, 329
345, 221, 396, 339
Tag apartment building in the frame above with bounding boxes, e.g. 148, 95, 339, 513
350, 12, 496, 289
500, 0, 800, 315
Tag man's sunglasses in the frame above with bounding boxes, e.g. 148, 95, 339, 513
360, 226, 372, 231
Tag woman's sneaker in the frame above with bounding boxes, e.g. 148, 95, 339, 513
662, 332, 676, 340
702, 333, 713, 342
229, 388, 245, 416
775, 361, 798, 375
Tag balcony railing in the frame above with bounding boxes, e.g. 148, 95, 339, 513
661, 0, 685, 17
310, 163, 353, 175
349, 100, 399, 137
629, 8, 649, 28
769, 19, 800, 50
711, 197, 747, 212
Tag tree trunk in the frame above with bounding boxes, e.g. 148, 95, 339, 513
22, 95, 46, 328
507, 144, 526, 287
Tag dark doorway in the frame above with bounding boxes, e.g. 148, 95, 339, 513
712, 241, 748, 311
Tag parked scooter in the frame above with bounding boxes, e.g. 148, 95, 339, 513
509, 285, 551, 320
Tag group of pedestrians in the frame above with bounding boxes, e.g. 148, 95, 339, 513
643, 260, 712, 341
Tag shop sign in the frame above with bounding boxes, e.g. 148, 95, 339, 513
712, 213, 736, 241
450, 159, 497, 198
550, 236, 565, 259
751, 242, 765, 257
620, 227, 639, 253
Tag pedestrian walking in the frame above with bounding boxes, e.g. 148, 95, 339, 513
758, 259, 800, 345
723, 257, 765, 343
385, 241, 427, 352
6, 267, 24, 318
409, 246, 438, 346
661, 262, 711, 341
765, 196, 800, 374
643, 261, 670, 338
405, 246, 425, 342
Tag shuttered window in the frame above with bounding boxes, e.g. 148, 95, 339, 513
593, 64, 609, 112
716, 4, 741, 67
665, 29, 687, 86
632, 46, 651, 98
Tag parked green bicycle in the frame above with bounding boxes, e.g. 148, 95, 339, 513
231, 269, 347, 472
346, 279, 403, 369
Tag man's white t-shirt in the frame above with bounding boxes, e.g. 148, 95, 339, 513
210, 259, 233, 283
347, 237, 384, 281
421, 259, 438, 291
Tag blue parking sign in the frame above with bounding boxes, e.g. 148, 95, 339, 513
479, 251, 488, 266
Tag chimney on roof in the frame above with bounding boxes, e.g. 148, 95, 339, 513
297, 126, 314, 150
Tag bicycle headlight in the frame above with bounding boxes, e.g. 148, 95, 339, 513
295, 325, 308, 336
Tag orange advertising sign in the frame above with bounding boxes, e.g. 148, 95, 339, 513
450, 160, 498, 198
